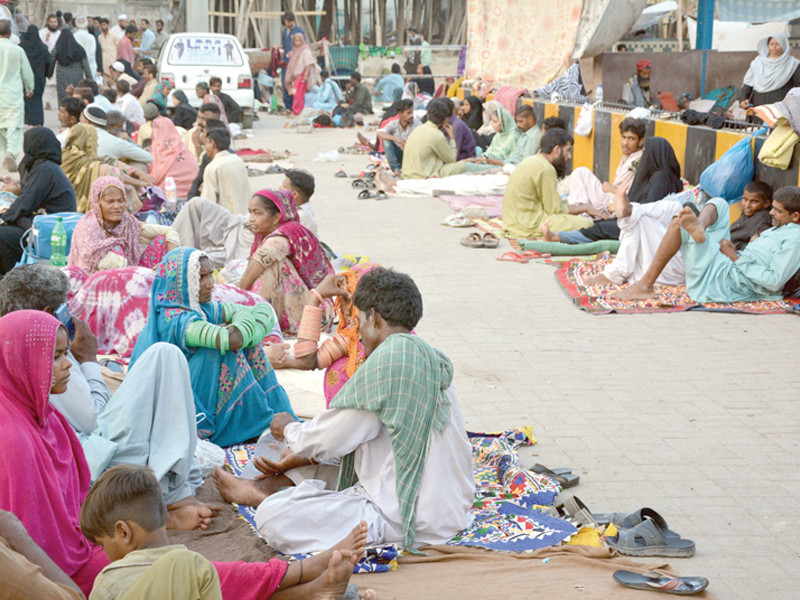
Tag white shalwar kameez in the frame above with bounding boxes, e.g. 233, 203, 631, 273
0, 38, 33, 158
255, 386, 475, 554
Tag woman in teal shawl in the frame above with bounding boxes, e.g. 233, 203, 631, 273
130, 247, 294, 446
465, 103, 519, 171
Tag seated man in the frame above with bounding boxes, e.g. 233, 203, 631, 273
401, 98, 467, 179
502, 128, 593, 239
341, 71, 373, 117
443, 97, 477, 161
0, 264, 217, 531
309, 69, 344, 112
81, 104, 154, 165
613, 186, 800, 302
541, 116, 565, 134
373, 63, 405, 103
210, 76, 243, 124
281, 168, 320, 238
182, 102, 224, 162
568, 117, 645, 216
213, 267, 475, 554
594, 181, 774, 287
622, 60, 653, 108
116, 78, 144, 126
201, 127, 251, 214
376, 99, 420, 176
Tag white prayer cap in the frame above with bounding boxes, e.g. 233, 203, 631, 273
118, 14, 128, 21
75, 16, 88, 29
112, 61, 125, 73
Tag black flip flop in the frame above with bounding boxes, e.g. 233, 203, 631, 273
530, 463, 580, 488
357, 189, 375, 199
613, 570, 709, 595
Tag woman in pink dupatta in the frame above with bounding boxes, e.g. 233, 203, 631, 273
68, 176, 179, 274
148, 116, 199, 199
0, 310, 361, 599
284, 32, 320, 115
238, 189, 334, 335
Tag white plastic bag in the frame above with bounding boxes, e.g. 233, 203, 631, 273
194, 438, 226, 478
574, 102, 594, 137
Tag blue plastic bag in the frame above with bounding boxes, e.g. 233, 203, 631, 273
699, 128, 766, 203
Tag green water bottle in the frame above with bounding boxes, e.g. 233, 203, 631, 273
50, 217, 67, 267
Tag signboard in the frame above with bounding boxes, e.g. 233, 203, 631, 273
167, 37, 244, 67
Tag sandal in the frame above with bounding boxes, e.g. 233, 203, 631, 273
496, 251, 530, 263
357, 189, 375, 199
460, 232, 485, 248
613, 570, 709, 595
530, 464, 579, 488
607, 517, 695, 557
374, 190, 388, 200
554, 493, 596, 528
442, 213, 473, 227
482, 233, 499, 248
334, 169, 348, 177
352, 179, 368, 188
593, 508, 680, 539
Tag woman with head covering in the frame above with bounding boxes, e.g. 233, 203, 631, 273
68, 176, 179, 274
740, 32, 800, 109
0, 310, 349, 600
237, 189, 334, 336
0, 128, 76, 274
412, 64, 435, 96
147, 117, 199, 198
464, 104, 518, 171
170, 89, 198, 129
19, 25, 53, 126
50, 28, 92, 102
61, 123, 149, 212
459, 95, 484, 131
195, 80, 229, 126
284, 32, 320, 115
130, 247, 295, 446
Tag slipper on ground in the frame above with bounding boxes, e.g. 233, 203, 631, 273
613, 570, 709, 595
496, 251, 529, 263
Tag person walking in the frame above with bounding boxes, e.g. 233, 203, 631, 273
0, 20, 34, 172
50, 28, 92, 103
19, 25, 52, 127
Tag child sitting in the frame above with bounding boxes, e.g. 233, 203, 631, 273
81, 465, 222, 600
730, 181, 773, 250
281, 169, 319, 238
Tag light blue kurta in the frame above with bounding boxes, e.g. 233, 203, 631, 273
373, 73, 404, 103
0, 38, 34, 128
682, 197, 800, 302
310, 78, 344, 112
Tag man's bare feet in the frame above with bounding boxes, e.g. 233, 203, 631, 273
610, 281, 658, 301
332, 521, 368, 556
166, 505, 215, 530
314, 549, 373, 600
167, 494, 224, 516
678, 207, 706, 243
540, 222, 560, 242
212, 466, 271, 508
585, 273, 614, 286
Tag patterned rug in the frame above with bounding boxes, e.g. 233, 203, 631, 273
223, 427, 576, 565
553, 253, 792, 315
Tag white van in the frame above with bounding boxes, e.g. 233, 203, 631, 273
157, 33, 254, 111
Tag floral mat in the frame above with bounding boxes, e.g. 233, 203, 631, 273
224, 427, 576, 569
553, 253, 792, 315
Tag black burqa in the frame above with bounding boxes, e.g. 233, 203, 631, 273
462, 95, 484, 131
413, 66, 436, 96
52, 28, 87, 66
0, 128, 77, 274
171, 90, 198, 129
19, 25, 53, 126
577, 136, 683, 241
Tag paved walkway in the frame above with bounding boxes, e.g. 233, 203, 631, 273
246, 113, 800, 599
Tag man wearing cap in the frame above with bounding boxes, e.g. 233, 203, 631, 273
622, 60, 653, 108
81, 104, 153, 165
117, 25, 137, 64
73, 16, 98, 77
98, 18, 119, 83
281, 11, 305, 111
110, 15, 128, 40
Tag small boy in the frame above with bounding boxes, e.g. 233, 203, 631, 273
730, 180, 773, 250
81, 465, 222, 600
281, 168, 319, 238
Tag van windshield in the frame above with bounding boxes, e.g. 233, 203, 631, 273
166, 37, 244, 67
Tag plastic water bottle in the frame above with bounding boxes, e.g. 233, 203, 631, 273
596, 84, 604, 103
50, 217, 67, 267
164, 177, 177, 212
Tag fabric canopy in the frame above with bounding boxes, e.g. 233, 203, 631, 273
465, 0, 583, 88
717, 0, 800, 22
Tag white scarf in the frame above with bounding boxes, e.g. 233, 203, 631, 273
743, 32, 800, 94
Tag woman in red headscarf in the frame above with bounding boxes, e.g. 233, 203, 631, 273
237, 189, 333, 335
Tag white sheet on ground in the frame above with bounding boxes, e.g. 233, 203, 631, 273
393, 173, 509, 197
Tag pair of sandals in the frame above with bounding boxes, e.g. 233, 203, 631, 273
460, 232, 499, 248
357, 189, 387, 200
598, 507, 696, 558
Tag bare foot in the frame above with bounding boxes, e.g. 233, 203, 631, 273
333, 521, 368, 556
678, 207, 706, 243
212, 466, 270, 508
540, 222, 560, 242
610, 282, 658, 300
167, 495, 224, 517
313, 549, 363, 600
166, 505, 215, 531
585, 274, 614, 286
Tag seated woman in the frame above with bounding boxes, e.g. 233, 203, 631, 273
459, 95, 484, 133
131, 247, 295, 447
740, 32, 800, 111
238, 189, 334, 336
195, 81, 229, 125
308, 70, 344, 112
170, 90, 198, 130
465, 104, 518, 171
68, 177, 178, 274
61, 124, 153, 213
147, 116, 199, 198
412, 64, 435, 96
0, 310, 368, 600
0, 128, 76, 275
